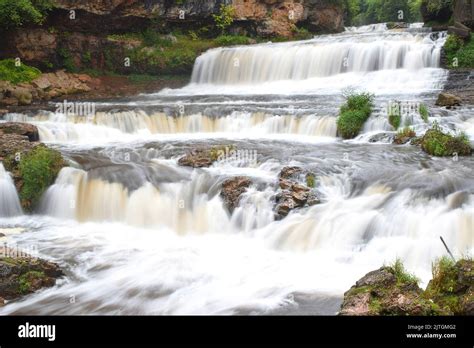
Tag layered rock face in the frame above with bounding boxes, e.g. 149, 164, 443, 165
0, 0, 344, 71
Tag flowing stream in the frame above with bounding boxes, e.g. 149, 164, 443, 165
0, 24, 473, 315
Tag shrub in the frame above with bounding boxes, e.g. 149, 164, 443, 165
444, 34, 474, 69
421, 123, 472, 156
0, 0, 53, 29
17, 145, 65, 210
0, 59, 41, 84
337, 91, 374, 139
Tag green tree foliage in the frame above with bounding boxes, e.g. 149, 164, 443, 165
0, 0, 53, 29
345, 0, 422, 26
213, 4, 235, 34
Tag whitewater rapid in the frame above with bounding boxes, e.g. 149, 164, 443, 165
0, 24, 472, 315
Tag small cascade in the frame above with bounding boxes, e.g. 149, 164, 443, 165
0, 163, 22, 217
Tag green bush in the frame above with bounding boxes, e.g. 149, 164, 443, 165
17, 145, 65, 210
214, 35, 250, 46
337, 91, 374, 139
421, 123, 472, 156
444, 34, 474, 69
0, 59, 41, 84
0, 0, 53, 29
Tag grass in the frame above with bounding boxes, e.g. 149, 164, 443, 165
444, 34, 474, 69
0, 59, 41, 84
394, 127, 416, 144
419, 103, 429, 123
390, 259, 420, 285
214, 35, 250, 46
337, 91, 374, 139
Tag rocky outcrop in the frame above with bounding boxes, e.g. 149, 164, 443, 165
0, 71, 92, 107
275, 166, 319, 218
0, 247, 63, 305
0, 123, 40, 161
441, 70, 474, 105
0, 0, 344, 72
340, 258, 474, 316
452, 0, 474, 30
220, 176, 252, 212
435, 92, 462, 108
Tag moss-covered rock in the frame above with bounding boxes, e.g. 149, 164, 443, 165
424, 257, 474, 315
339, 260, 445, 316
3, 143, 66, 211
340, 258, 474, 316
420, 125, 471, 156
0, 248, 63, 305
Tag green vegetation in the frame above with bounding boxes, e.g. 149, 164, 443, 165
0, 0, 53, 29
306, 173, 316, 188
18, 271, 45, 294
444, 34, 474, 69
58, 47, 77, 73
420, 123, 471, 156
214, 35, 250, 46
337, 91, 374, 139
388, 103, 401, 130
0, 59, 41, 84
425, 0, 453, 15
345, 0, 422, 26
394, 126, 416, 144
4, 145, 66, 210
213, 4, 236, 35
419, 103, 429, 123
389, 258, 419, 285
424, 257, 473, 315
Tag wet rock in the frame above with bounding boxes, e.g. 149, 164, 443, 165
178, 149, 214, 168
448, 22, 471, 39
386, 22, 409, 29
279, 166, 304, 180
274, 166, 320, 219
369, 132, 395, 143
178, 145, 235, 168
435, 92, 462, 108
0, 247, 63, 305
220, 176, 252, 213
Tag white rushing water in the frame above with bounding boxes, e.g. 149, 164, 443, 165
0, 163, 22, 217
0, 24, 472, 315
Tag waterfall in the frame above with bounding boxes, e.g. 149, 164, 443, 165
190, 30, 444, 85
4, 111, 338, 142
0, 163, 22, 217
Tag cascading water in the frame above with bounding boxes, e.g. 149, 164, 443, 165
0, 163, 22, 217
0, 24, 472, 315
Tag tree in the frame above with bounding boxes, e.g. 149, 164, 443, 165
0, 0, 52, 29
213, 4, 235, 35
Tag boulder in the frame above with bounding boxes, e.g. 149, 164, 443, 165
274, 166, 320, 219
220, 176, 252, 212
435, 92, 462, 108
339, 265, 444, 316
0, 122, 39, 142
